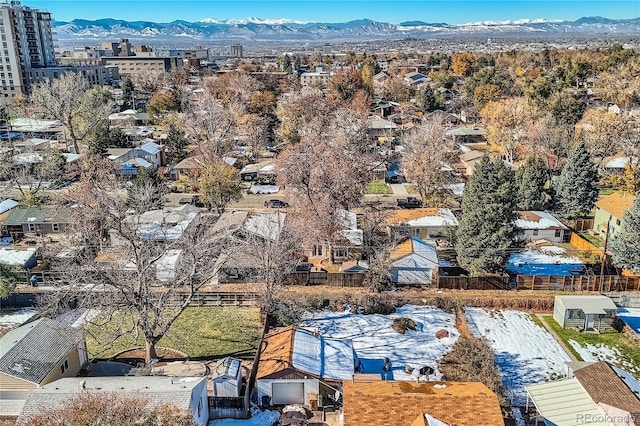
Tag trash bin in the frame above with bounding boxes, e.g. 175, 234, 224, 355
308, 393, 318, 411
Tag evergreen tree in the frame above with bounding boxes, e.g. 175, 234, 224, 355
610, 195, 640, 272
120, 77, 135, 110
86, 121, 132, 156
282, 55, 292, 73
553, 142, 599, 219
164, 125, 188, 165
126, 168, 167, 213
516, 157, 549, 211
455, 156, 519, 274
415, 87, 440, 113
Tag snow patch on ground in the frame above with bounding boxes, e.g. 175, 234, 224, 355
510, 250, 582, 265
465, 308, 571, 407
568, 340, 638, 373
537, 246, 566, 255
209, 408, 280, 426
300, 305, 459, 381
0, 308, 37, 326
617, 308, 640, 337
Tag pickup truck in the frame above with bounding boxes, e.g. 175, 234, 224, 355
397, 197, 423, 209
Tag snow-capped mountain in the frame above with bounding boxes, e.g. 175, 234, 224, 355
52, 16, 640, 43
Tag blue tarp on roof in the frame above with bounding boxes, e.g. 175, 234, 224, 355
507, 262, 586, 276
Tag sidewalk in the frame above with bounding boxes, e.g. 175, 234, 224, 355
535, 313, 578, 362
389, 183, 408, 196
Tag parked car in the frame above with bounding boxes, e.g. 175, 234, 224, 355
264, 199, 289, 208
397, 197, 423, 209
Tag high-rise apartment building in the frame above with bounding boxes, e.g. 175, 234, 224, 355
230, 44, 243, 58
0, 0, 56, 99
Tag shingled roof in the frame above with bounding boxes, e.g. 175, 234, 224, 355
18, 376, 205, 419
573, 361, 640, 415
0, 318, 83, 385
342, 379, 504, 426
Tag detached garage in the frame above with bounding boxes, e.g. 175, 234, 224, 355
256, 326, 355, 408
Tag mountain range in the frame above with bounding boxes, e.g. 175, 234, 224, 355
52, 16, 640, 43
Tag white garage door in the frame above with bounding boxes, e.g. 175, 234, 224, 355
272, 382, 305, 405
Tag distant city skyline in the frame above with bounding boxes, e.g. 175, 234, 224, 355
25, 0, 640, 24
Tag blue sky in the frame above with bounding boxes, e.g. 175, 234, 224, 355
27, 1, 640, 24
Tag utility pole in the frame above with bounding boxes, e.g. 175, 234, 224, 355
599, 216, 612, 292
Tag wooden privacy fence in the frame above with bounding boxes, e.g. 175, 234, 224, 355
286, 272, 366, 287
569, 233, 602, 256
208, 397, 246, 420
436, 275, 509, 290
516, 274, 640, 292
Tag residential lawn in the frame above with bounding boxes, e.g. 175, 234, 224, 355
542, 315, 640, 372
365, 180, 392, 194
404, 184, 419, 195
578, 231, 605, 248
85, 307, 262, 360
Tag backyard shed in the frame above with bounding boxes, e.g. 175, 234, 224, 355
553, 295, 617, 332
212, 357, 243, 398
0, 247, 37, 269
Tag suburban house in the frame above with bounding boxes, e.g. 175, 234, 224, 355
172, 155, 206, 180
108, 109, 151, 126
17, 376, 209, 425
107, 141, 165, 177
306, 209, 363, 263
403, 71, 428, 87
446, 126, 486, 144
13, 138, 52, 152
390, 237, 439, 286
527, 361, 640, 426
342, 379, 504, 426
214, 211, 287, 282
458, 150, 485, 176
240, 161, 276, 183
553, 295, 618, 332
387, 208, 458, 241
0, 319, 86, 417
516, 211, 569, 243
256, 326, 355, 408
122, 204, 201, 242
603, 155, 638, 175
368, 115, 398, 143
2, 207, 70, 237
593, 191, 635, 239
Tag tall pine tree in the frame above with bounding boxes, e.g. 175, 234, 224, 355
516, 157, 549, 211
609, 195, 640, 272
553, 141, 599, 219
455, 156, 519, 274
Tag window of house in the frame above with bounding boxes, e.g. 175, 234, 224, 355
616, 219, 621, 226
312, 245, 323, 257
52, 223, 59, 232
334, 248, 347, 258
414, 228, 421, 236
28, 223, 36, 232
554, 229, 561, 238
60, 359, 69, 374
532, 229, 538, 236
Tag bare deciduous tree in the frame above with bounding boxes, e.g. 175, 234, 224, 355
27, 72, 113, 153
43, 177, 225, 362
402, 118, 454, 206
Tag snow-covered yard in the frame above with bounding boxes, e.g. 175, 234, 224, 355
299, 305, 459, 381
209, 408, 279, 426
0, 307, 37, 327
465, 308, 571, 406
617, 308, 640, 337
568, 340, 639, 374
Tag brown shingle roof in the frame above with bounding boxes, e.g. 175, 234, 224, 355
342, 380, 504, 426
256, 326, 296, 379
573, 361, 640, 414
595, 191, 635, 220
